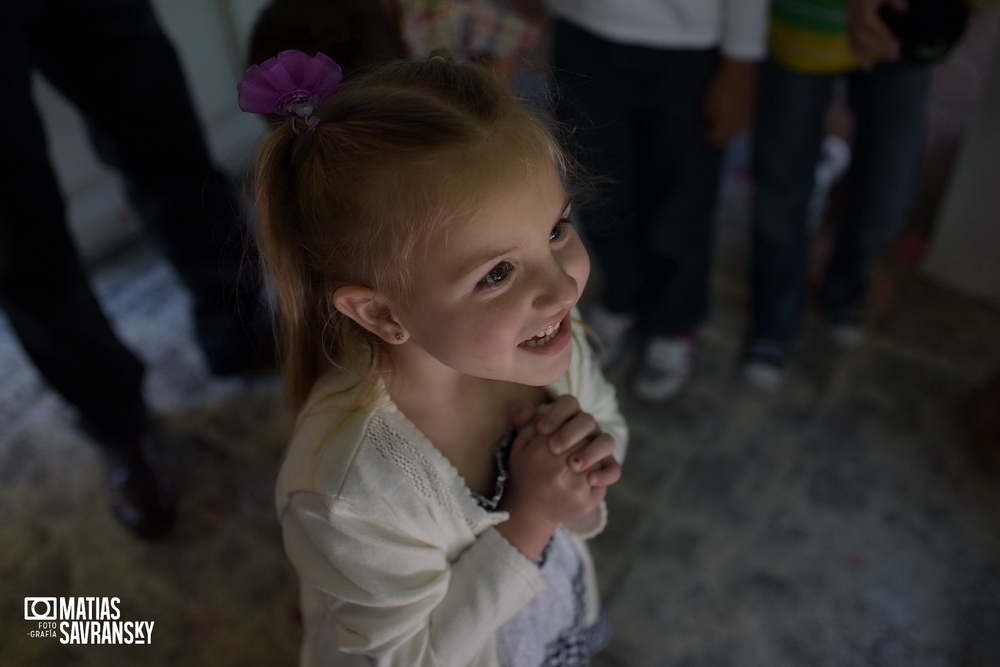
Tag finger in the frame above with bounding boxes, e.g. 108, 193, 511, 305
852, 46, 874, 70
511, 402, 550, 453
567, 433, 615, 472
852, 14, 901, 63
852, 37, 884, 68
588, 483, 608, 505
587, 458, 622, 487
535, 395, 580, 436
510, 418, 539, 454
549, 412, 599, 455
510, 400, 536, 429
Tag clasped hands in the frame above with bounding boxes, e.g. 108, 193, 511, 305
498, 395, 621, 550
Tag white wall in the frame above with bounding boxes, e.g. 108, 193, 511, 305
34, 0, 270, 262
922, 31, 1000, 307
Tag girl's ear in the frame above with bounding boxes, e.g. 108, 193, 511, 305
332, 286, 407, 344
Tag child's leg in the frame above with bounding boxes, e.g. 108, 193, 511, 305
750, 60, 836, 346
0, 1, 150, 442
551, 19, 644, 319
634, 48, 722, 338
31, 0, 271, 375
822, 62, 931, 314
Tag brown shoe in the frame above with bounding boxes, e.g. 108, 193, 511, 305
102, 434, 176, 539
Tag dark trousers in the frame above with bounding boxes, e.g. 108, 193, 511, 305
551, 20, 723, 337
750, 58, 930, 344
0, 0, 263, 441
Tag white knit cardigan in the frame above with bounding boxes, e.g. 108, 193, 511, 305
276, 321, 628, 666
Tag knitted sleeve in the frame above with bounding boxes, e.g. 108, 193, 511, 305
282, 489, 548, 666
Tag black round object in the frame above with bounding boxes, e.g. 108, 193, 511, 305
879, 0, 970, 64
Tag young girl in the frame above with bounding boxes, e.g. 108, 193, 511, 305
240, 49, 627, 666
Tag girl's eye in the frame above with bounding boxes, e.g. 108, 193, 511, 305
478, 260, 513, 289
549, 222, 563, 242
550, 219, 570, 242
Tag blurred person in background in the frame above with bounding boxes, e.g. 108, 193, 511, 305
0, 0, 272, 539
742, 0, 968, 389
546, 0, 770, 402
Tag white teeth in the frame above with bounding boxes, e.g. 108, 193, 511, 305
520, 321, 561, 347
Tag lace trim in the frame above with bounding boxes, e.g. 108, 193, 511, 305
367, 414, 466, 524
471, 428, 553, 566
470, 428, 514, 511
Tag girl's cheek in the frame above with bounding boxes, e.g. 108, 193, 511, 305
571, 244, 591, 287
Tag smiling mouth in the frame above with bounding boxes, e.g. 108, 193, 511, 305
519, 321, 562, 348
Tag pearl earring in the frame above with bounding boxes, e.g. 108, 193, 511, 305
394, 332, 405, 341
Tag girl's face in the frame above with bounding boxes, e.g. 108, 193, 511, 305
392, 158, 590, 387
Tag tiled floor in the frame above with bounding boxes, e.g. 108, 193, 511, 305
1, 182, 999, 665
585, 182, 1000, 665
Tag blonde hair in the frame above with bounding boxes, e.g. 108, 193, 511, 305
252, 56, 571, 408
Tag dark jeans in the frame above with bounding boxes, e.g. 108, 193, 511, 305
0, 0, 264, 441
750, 58, 930, 345
551, 19, 723, 337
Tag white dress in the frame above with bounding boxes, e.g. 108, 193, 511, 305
475, 429, 611, 665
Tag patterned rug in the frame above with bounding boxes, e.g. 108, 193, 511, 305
0, 244, 299, 665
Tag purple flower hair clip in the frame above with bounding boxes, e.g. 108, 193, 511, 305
237, 50, 343, 135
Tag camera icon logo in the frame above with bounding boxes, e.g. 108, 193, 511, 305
24, 598, 57, 621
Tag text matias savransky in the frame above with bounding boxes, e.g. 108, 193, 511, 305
24, 596, 155, 645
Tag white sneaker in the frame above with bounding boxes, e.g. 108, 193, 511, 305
632, 336, 694, 402
828, 309, 865, 348
741, 340, 788, 391
586, 306, 633, 369
808, 135, 851, 232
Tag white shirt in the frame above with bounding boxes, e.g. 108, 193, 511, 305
545, 0, 770, 60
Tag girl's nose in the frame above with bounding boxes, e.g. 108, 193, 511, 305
533, 265, 579, 313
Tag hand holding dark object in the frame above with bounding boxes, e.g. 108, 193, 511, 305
878, 0, 970, 64
847, 0, 970, 68
846, 0, 908, 67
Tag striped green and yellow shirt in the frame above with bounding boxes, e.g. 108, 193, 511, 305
770, 0, 858, 72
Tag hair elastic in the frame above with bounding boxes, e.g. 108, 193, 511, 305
428, 49, 453, 63
237, 50, 344, 134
